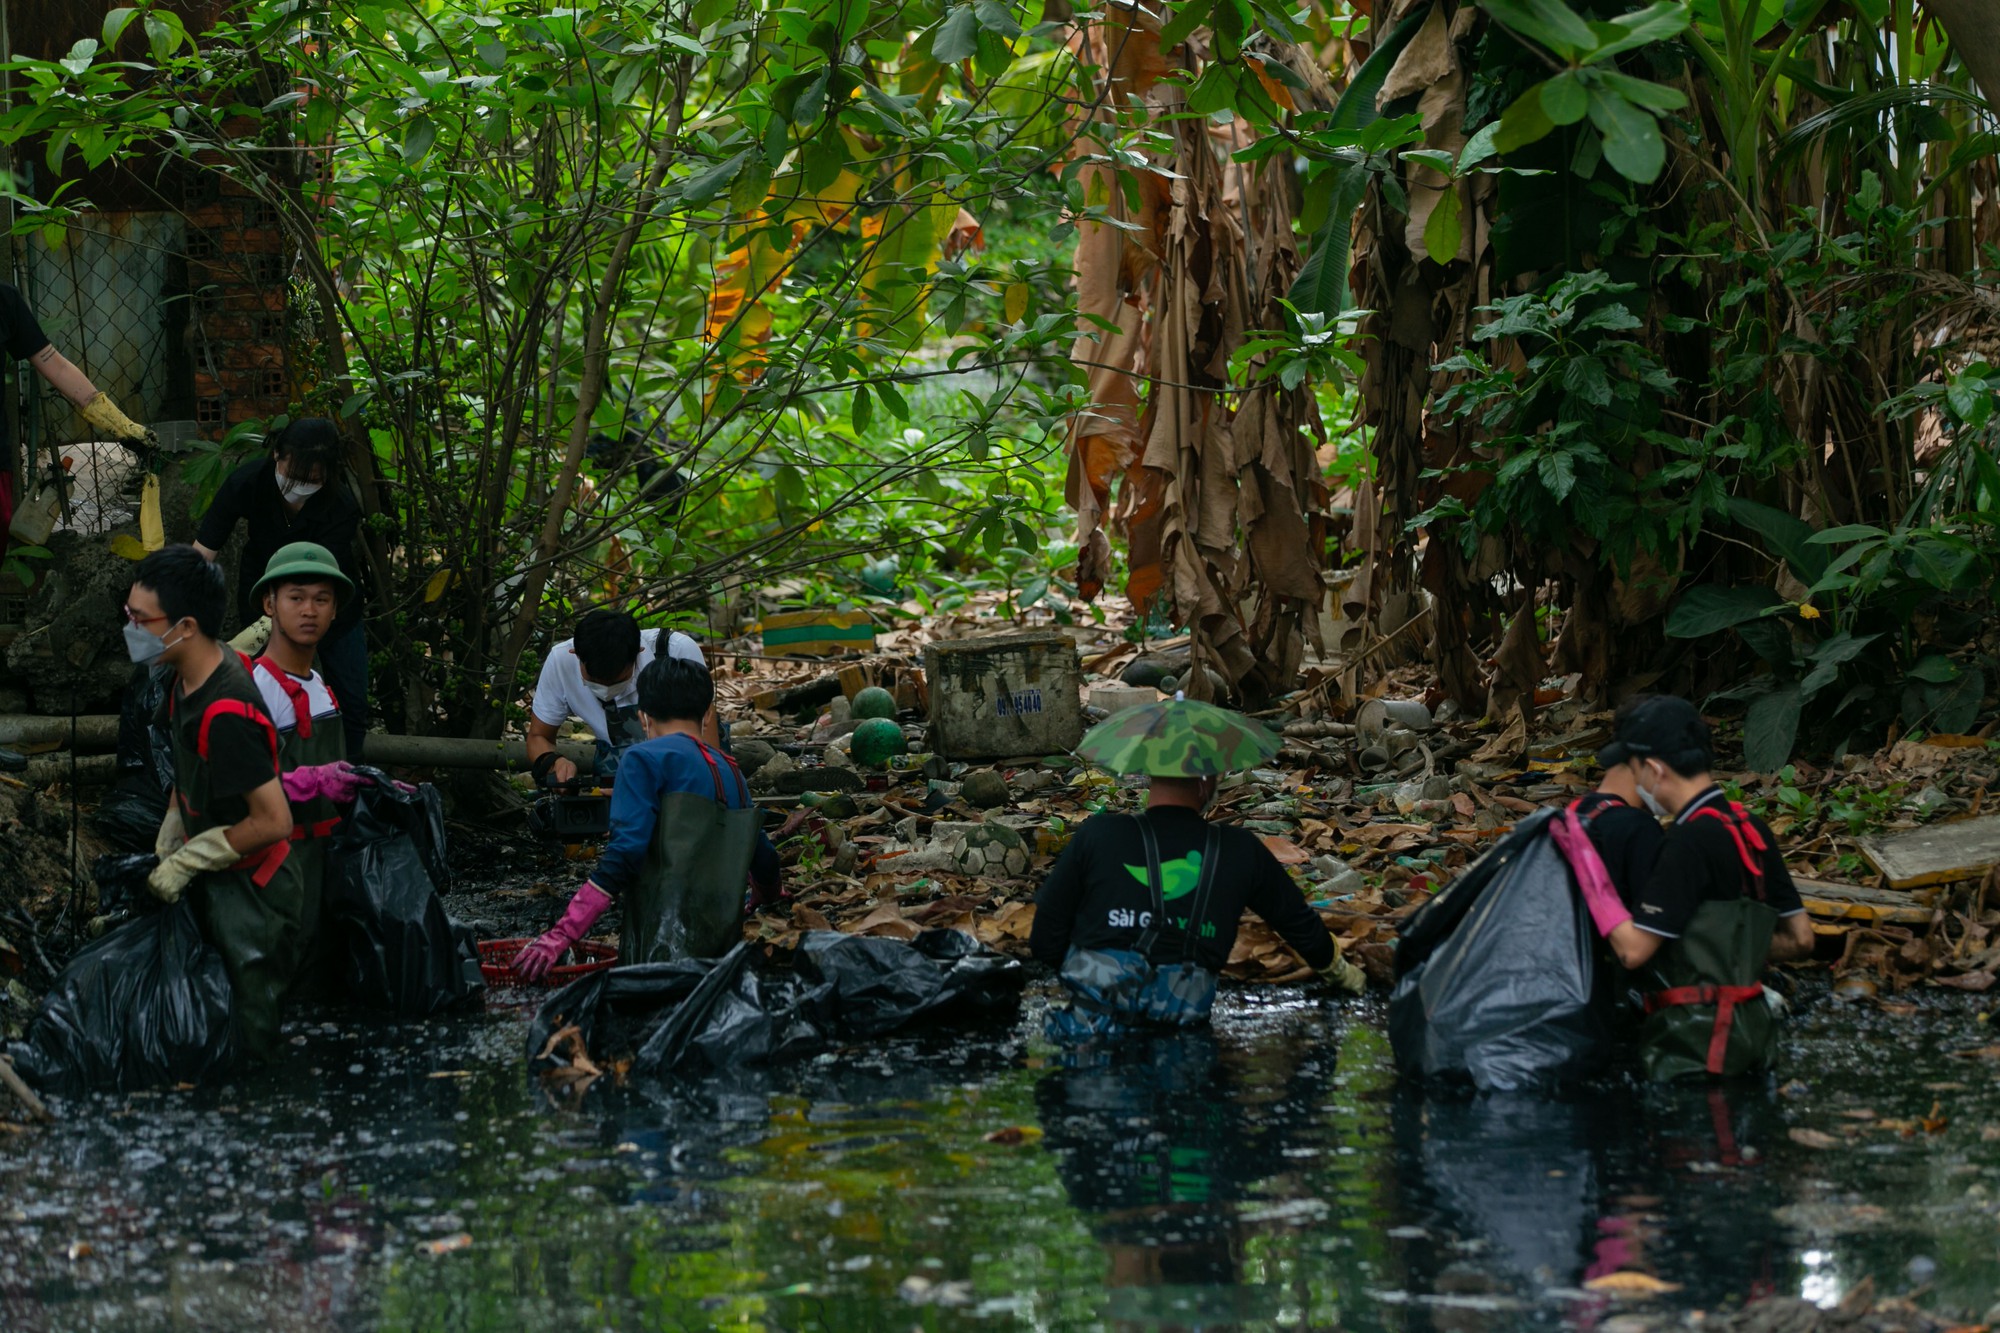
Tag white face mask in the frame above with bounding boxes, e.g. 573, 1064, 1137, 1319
1634, 761, 1668, 817
585, 680, 622, 705
277, 472, 322, 504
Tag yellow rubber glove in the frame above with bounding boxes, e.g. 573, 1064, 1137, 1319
1319, 941, 1367, 996
79, 391, 157, 447
147, 826, 240, 904
153, 802, 186, 861
228, 616, 272, 655
139, 474, 165, 551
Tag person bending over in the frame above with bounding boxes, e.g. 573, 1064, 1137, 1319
524, 608, 716, 787
515, 656, 779, 978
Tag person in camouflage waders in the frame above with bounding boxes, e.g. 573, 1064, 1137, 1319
1033, 698, 1366, 1042
248, 543, 385, 999
128, 546, 304, 1064
1568, 697, 1816, 1080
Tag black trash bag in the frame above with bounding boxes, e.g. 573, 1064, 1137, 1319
327, 775, 482, 1017
1389, 809, 1612, 1091
526, 930, 1024, 1079
90, 666, 177, 851
91, 851, 159, 917
13, 897, 237, 1095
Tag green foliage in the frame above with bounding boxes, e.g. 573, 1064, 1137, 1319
0, 0, 1091, 731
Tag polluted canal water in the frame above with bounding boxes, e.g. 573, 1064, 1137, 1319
3, 976, 1999, 1330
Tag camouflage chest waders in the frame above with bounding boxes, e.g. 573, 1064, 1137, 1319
254, 658, 345, 1001
622, 740, 758, 963
1050, 816, 1222, 1042
1638, 801, 1779, 1082
172, 655, 308, 1062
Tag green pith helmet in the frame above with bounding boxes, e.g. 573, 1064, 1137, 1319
252, 541, 353, 604
1075, 698, 1280, 778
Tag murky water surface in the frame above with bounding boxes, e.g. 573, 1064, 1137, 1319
3, 978, 1997, 1330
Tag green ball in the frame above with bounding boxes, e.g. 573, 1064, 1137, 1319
1157, 674, 1179, 694
851, 717, 908, 766
851, 685, 897, 720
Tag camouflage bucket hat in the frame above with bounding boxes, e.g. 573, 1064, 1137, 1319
1075, 699, 1281, 778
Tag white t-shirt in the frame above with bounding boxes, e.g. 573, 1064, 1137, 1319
251, 661, 340, 736
530, 627, 707, 745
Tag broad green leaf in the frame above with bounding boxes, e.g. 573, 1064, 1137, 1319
1286, 162, 1367, 319
1540, 70, 1588, 125
1592, 69, 1687, 112
1933, 666, 1985, 733
679, 149, 748, 205
401, 115, 437, 163
1537, 448, 1577, 500
1586, 87, 1666, 183
102, 9, 139, 48
1583, 1, 1690, 63
1664, 584, 1787, 638
1797, 631, 1877, 702
1726, 496, 1828, 583
1159, 0, 1216, 50
1422, 182, 1462, 263
1908, 654, 1960, 684
931, 6, 979, 64
1805, 523, 1889, 544
1482, 0, 1597, 58
1743, 684, 1801, 772
851, 383, 874, 434
1493, 84, 1557, 153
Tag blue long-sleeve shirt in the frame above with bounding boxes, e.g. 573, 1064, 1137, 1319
589, 733, 780, 899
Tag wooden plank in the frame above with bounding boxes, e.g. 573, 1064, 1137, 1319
1858, 814, 2000, 889
1794, 877, 1935, 926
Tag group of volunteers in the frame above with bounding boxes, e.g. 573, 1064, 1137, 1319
1023, 692, 1812, 1083
101, 415, 1806, 1085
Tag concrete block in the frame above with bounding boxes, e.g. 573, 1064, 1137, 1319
1088, 683, 1158, 714
924, 631, 1084, 760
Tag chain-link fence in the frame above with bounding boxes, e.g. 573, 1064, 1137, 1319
9, 211, 200, 535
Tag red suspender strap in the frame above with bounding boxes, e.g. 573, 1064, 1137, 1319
196, 697, 279, 768
693, 740, 749, 806
253, 657, 321, 740
1643, 984, 1765, 1074
290, 816, 344, 842
1686, 802, 1768, 892
233, 837, 291, 888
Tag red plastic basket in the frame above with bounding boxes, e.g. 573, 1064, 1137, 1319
478, 937, 618, 988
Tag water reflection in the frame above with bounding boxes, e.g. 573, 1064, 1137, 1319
4, 989, 1997, 1330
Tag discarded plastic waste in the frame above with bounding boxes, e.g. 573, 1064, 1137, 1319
1389, 808, 1613, 1090
328, 773, 482, 1017
526, 930, 1024, 1078
13, 882, 237, 1095
92, 665, 176, 852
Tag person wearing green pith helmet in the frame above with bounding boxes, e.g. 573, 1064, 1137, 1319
248, 541, 396, 997
1032, 698, 1364, 1042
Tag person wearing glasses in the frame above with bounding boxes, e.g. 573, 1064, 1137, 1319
125, 544, 308, 1065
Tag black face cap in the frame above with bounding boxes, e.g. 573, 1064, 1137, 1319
1597, 695, 1709, 768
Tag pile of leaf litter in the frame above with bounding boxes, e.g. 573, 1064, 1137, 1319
703, 608, 2000, 996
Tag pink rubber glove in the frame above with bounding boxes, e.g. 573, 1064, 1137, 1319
1549, 806, 1632, 938
514, 881, 613, 981
282, 761, 370, 805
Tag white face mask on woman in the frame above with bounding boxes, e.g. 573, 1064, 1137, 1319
277, 472, 322, 505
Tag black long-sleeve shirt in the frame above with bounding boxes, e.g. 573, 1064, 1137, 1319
196, 456, 363, 632
1031, 807, 1335, 973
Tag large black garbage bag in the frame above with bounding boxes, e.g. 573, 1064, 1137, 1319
14, 896, 237, 1095
327, 775, 481, 1017
91, 851, 158, 917
1389, 809, 1611, 1090
90, 666, 177, 851
527, 930, 1024, 1078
